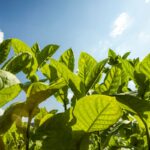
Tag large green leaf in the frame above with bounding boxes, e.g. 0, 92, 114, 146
85, 59, 108, 92
0, 39, 11, 64
37, 44, 59, 67
50, 59, 85, 99
0, 70, 20, 89
55, 49, 75, 107
1, 52, 32, 74
0, 102, 27, 134
136, 53, 150, 79
33, 112, 72, 150
0, 84, 22, 107
11, 38, 38, 79
78, 52, 97, 84
26, 78, 66, 112
115, 95, 150, 126
0, 70, 22, 107
120, 59, 135, 80
72, 95, 122, 132
59, 48, 74, 71
96, 66, 121, 95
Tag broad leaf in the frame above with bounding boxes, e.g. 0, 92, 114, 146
1, 52, 32, 74
26, 78, 66, 112
0, 84, 22, 107
59, 48, 74, 71
108, 49, 117, 59
0, 39, 11, 64
72, 95, 122, 132
31, 42, 40, 56
96, 66, 121, 95
85, 59, 108, 92
78, 52, 97, 84
11, 38, 38, 79
115, 95, 150, 127
37, 44, 59, 67
122, 52, 130, 59
0, 102, 27, 134
0, 70, 20, 89
33, 112, 72, 150
50, 59, 85, 98
136, 53, 150, 79
120, 59, 135, 80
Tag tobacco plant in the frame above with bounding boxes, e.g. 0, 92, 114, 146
0, 39, 150, 150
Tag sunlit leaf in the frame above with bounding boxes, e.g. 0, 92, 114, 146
72, 95, 122, 132
78, 52, 97, 84
37, 44, 59, 67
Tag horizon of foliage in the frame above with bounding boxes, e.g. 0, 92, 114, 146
0, 38, 150, 150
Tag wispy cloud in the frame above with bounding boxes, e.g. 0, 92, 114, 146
0, 31, 4, 43
145, 0, 150, 3
110, 12, 131, 38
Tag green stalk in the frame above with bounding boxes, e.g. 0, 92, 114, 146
26, 117, 31, 150
138, 114, 150, 150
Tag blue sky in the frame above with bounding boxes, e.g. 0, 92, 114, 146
0, 0, 150, 113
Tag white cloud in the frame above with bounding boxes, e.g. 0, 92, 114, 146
0, 31, 4, 43
145, 0, 150, 3
110, 12, 131, 38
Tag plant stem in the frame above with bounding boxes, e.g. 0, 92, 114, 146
139, 114, 150, 150
63, 100, 67, 111
26, 117, 31, 150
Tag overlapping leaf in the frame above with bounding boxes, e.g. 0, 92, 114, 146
96, 66, 121, 95
72, 95, 122, 132
85, 59, 108, 92
0, 39, 11, 64
0, 70, 22, 107
37, 44, 59, 67
115, 94, 150, 127
26, 78, 66, 111
136, 53, 150, 79
1, 53, 32, 74
50, 59, 85, 98
78, 52, 97, 84
0, 102, 27, 134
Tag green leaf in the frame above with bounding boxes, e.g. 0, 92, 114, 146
11, 38, 38, 79
31, 42, 40, 55
72, 95, 122, 132
59, 48, 74, 71
78, 52, 97, 84
108, 49, 117, 59
115, 95, 150, 126
33, 112, 72, 150
26, 78, 66, 112
85, 59, 108, 92
50, 59, 85, 99
40, 64, 58, 81
0, 84, 22, 107
1, 53, 32, 74
120, 59, 135, 80
137, 54, 150, 79
96, 66, 121, 95
0, 70, 20, 89
37, 44, 59, 67
0, 102, 27, 134
122, 52, 130, 59
0, 39, 11, 64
